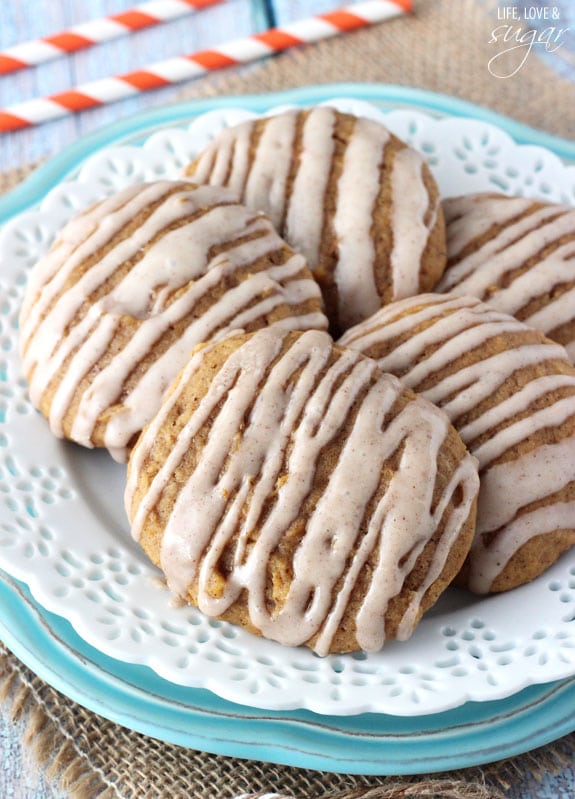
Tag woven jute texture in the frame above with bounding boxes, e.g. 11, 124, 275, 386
1, 0, 574, 796
3, 637, 575, 799
171, 0, 575, 139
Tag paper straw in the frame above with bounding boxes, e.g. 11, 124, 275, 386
0, 0, 412, 133
0, 0, 224, 76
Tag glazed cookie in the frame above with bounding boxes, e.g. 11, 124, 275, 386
185, 107, 446, 334
19, 180, 327, 461
437, 192, 575, 363
339, 293, 575, 594
125, 327, 479, 655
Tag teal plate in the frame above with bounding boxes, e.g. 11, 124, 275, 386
1, 84, 574, 774
1, 82, 575, 225
2, 567, 575, 775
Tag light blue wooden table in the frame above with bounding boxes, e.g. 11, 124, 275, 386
0, 1, 574, 796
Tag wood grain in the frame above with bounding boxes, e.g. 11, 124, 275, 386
0, 0, 260, 173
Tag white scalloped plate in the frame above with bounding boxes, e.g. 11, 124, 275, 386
1, 95, 575, 718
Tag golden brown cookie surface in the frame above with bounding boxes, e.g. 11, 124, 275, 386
185, 107, 446, 335
339, 293, 575, 594
19, 180, 327, 461
126, 327, 479, 655
438, 192, 575, 363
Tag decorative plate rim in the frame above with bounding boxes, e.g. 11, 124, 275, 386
1, 87, 574, 718
2, 567, 575, 775
1, 83, 575, 223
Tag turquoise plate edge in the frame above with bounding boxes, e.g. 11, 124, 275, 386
1, 82, 574, 224
1, 82, 574, 775
1, 567, 575, 775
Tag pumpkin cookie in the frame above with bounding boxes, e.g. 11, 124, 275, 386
339, 293, 575, 594
185, 107, 446, 334
125, 327, 479, 655
19, 180, 327, 461
438, 192, 575, 363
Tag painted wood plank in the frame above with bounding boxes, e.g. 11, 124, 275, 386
0, 708, 66, 799
270, 0, 391, 25
0, 0, 260, 173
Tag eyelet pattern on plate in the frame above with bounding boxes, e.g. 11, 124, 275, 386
0, 100, 574, 716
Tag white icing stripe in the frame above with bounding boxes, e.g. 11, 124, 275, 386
427, 343, 567, 423
20, 182, 173, 347
129, 328, 478, 654
337, 293, 575, 592
285, 107, 335, 268
205, 130, 237, 187
187, 109, 440, 331
395, 457, 479, 640
379, 318, 524, 384
444, 194, 534, 257
193, 120, 254, 200
23, 185, 236, 376
524, 287, 575, 336
26, 302, 102, 407
389, 147, 433, 298
458, 373, 575, 444
342, 301, 568, 438
444, 207, 575, 298
339, 294, 482, 350
25, 186, 246, 428
245, 112, 297, 231
158, 329, 344, 608
72, 265, 249, 447
313, 388, 448, 654
439, 194, 575, 364
22, 185, 152, 297
526, 284, 575, 334
103, 205, 275, 313
339, 296, 572, 454
226, 123, 254, 198
81, 254, 314, 451
468, 501, 575, 594
401, 321, 535, 393
476, 436, 575, 537
126, 340, 222, 535
332, 116, 384, 330
473, 394, 575, 467
241, 353, 380, 651
48, 314, 119, 438
97, 258, 322, 454
490, 244, 575, 318
440, 201, 565, 292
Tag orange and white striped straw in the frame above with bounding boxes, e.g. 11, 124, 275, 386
0, 0, 412, 133
0, 0, 224, 76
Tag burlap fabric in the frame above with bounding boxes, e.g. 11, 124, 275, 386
2, 637, 575, 799
2, 1, 574, 796
171, 0, 575, 139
